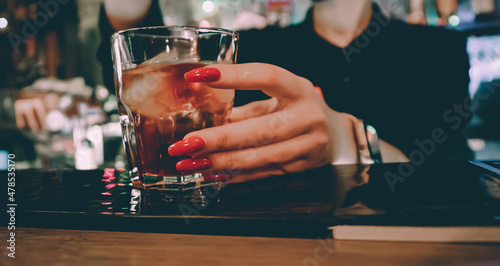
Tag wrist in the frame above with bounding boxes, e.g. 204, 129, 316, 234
329, 111, 374, 165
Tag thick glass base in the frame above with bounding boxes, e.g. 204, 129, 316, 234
142, 173, 213, 192
139, 173, 221, 213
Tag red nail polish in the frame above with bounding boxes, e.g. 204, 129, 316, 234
203, 174, 231, 182
176, 158, 212, 172
168, 136, 205, 156
184, 67, 221, 82
314, 86, 323, 98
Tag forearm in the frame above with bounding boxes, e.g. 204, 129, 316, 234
380, 139, 409, 163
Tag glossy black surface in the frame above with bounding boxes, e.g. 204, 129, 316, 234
1, 161, 499, 238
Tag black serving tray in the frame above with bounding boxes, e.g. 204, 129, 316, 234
1, 161, 499, 238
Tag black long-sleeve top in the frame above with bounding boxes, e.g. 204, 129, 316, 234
235, 6, 473, 160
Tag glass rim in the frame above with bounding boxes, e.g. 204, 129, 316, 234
111, 25, 238, 40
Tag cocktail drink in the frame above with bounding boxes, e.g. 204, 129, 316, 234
111, 27, 238, 191
122, 62, 233, 177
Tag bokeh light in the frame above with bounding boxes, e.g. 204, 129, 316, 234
0, 17, 8, 29
202, 1, 214, 13
199, 19, 210, 27
448, 15, 460, 27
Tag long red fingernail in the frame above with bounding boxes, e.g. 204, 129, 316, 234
314, 86, 323, 98
203, 174, 231, 182
168, 136, 205, 156
184, 67, 221, 82
176, 158, 212, 172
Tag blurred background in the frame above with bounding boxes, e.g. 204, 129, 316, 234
0, 0, 499, 170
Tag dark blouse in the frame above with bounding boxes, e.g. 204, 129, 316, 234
236, 6, 473, 160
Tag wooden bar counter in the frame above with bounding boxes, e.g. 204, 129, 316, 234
1, 227, 500, 265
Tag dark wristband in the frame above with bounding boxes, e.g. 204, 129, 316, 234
363, 122, 382, 163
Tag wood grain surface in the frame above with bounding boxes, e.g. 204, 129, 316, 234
1, 227, 499, 266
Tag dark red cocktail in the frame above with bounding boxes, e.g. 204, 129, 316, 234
121, 62, 233, 177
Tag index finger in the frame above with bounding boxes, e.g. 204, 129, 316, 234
184, 63, 315, 100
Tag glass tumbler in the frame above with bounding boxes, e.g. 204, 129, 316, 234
111, 26, 238, 193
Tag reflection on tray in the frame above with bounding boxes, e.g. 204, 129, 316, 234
2, 161, 500, 229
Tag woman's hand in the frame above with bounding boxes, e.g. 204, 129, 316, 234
167, 63, 368, 183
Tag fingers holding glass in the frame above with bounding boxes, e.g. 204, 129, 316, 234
173, 63, 334, 182
230, 98, 278, 123
184, 63, 317, 100
169, 105, 321, 157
